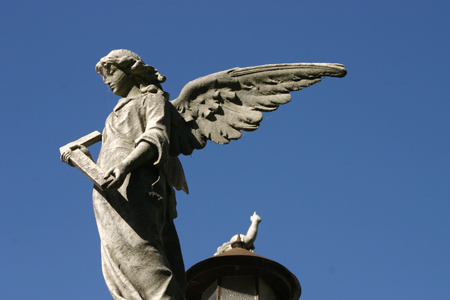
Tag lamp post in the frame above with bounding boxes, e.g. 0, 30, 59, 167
185, 240, 301, 300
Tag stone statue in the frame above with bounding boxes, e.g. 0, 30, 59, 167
215, 212, 262, 255
60, 49, 346, 300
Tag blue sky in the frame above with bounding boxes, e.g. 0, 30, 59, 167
1, 1, 449, 299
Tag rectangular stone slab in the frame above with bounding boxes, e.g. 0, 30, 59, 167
60, 131, 113, 190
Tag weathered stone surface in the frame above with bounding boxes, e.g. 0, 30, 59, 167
60, 49, 346, 300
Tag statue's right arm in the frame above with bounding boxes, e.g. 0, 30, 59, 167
243, 212, 262, 248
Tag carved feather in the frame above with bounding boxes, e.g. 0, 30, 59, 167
168, 63, 346, 156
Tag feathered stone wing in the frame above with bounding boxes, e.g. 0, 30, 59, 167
168, 63, 347, 156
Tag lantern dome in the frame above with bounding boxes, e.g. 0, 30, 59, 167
185, 246, 301, 300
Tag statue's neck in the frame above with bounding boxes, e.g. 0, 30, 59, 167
126, 85, 143, 98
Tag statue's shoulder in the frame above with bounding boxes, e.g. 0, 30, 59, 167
140, 89, 169, 105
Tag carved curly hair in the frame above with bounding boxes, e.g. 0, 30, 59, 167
95, 49, 166, 90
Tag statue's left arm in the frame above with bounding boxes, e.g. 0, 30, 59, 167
104, 93, 170, 190
103, 141, 156, 190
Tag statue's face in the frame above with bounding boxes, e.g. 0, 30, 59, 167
102, 65, 133, 97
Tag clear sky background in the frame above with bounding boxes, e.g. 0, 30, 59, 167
1, 1, 449, 299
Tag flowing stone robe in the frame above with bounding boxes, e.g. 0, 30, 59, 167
93, 90, 185, 300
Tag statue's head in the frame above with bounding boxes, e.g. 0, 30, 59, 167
95, 49, 166, 95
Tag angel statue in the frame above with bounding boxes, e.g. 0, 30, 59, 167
60, 49, 346, 300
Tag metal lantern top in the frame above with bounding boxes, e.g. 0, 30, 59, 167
185, 245, 301, 300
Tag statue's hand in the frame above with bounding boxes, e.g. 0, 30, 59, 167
103, 163, 128, 191
250, 212, 261, 224
61, 150, 75, 167
61, 145, 93, 167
